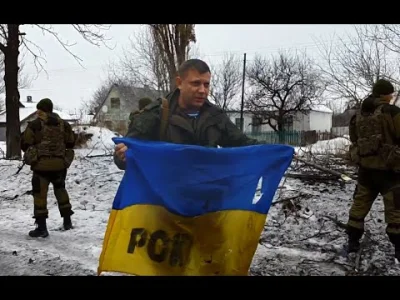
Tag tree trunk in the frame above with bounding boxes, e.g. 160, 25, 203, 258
277, 119, 285, 144
4, 24, 21, 159
149, 24, 196, 92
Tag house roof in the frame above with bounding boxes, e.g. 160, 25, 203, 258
310, 104, 333, 114
68, 113, 94, 124
93, 83, 162, 120
332, 108, 357, 127
0, 99, 77, 123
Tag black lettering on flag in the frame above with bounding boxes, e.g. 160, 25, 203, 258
127, 228, 147, 254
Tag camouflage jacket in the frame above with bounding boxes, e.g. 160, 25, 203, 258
349, 95, 400, 170
114, 89, 259, 170
21, 112, 76, 171
349, 95, 400, 145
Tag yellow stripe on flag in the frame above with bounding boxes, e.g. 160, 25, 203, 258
98, 204, 267, 276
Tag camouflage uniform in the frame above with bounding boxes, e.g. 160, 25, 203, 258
114, 89, 259, 170
347, 79, 400, 259
129, 97, 153, 123
21, 98, 76, 238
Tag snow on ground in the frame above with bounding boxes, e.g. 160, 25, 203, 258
251, 176, 400, 276
295, 136, 351, 156
0, 152, 121, 275
0, 128, 399, 276
73, 125, 121, 157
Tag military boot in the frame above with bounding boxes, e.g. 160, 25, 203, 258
395, 248, 400, 262
29, 217, 49, 238
386, 231, 400, 262
347, 238, 360, 253
63, 215, 73, 230
392, 240, 400, 262
346, 226, 363, 253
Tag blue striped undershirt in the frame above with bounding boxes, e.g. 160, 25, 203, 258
187, 112, 199, 118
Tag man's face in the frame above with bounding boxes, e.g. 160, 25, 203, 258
176, 68, 211, 110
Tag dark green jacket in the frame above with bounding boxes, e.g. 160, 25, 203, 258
114, 89, 258, 170
349, 95, 400, 170
349, 95, 400, 145
21, 112, 75, 171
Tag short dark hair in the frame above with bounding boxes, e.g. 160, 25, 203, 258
178, 59, 211, 78
372, 79, 394, 96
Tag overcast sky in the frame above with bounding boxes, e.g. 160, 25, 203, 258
13, 24, 355, 113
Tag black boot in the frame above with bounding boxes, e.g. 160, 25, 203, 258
346, 226, 363, 253
387, 230, 400, 261
29, 217, 49, 238
347, 238, 360, 253
395, 248, 400, 262
63, 215, 73, 230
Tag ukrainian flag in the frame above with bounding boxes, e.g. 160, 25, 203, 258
98, 137, 294, 276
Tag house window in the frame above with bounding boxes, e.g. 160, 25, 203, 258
251, 117, 262, 134
235, 118, 241, 128
110, 97, 120, 109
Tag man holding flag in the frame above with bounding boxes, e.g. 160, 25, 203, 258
113, 59, 259, 168
98, 59, 294, 276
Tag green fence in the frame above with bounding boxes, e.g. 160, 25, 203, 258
244, 131, 303, 146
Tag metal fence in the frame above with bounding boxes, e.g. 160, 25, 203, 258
331, 126, 349, 137
245, 130, 333, 146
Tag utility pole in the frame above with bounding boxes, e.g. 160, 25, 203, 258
239, 53, 247, 132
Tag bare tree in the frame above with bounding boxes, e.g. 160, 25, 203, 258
83, 75, 135, 114
209, 54, 242, 111
109, 27, 170, 95
0, 53, 32, 94
149, 24, 196, 91
246, 50, 325, 133
110, 26, 199, 95
324, 97, 345, 114
315, 25, 399, 109
365, 25, 400, 55
83, 77, 114, 114
0, 24, 111, 159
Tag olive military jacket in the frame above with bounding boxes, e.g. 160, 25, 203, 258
349, 95, 400, 146
114, 89, 259, 170
21, 112, 75, 171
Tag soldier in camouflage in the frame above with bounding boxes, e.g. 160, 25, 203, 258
347, 79, 400, 260
114, 59, 259, 169
21, 98, 76, 238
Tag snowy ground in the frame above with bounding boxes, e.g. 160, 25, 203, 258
1, 128, 399, 276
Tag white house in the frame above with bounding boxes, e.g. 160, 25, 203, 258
0, 97, 78, 141
291, 104, 333, 132
224, 110, 256, 132
93, 83, 161, 134
226, 104, 333, 133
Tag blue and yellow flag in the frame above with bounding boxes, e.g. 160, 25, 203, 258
98, 137, 294, 276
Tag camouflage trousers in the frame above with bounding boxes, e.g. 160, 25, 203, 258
347, 167, 400, 245
32, 169, 74, 219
